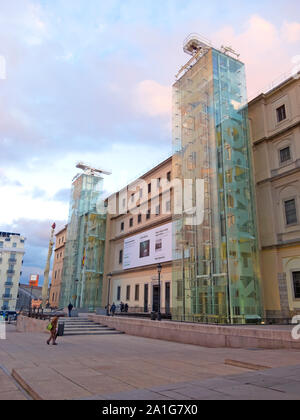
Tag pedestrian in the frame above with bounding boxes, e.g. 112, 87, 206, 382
68, 302, 73, 317
47, 316, 59, 346
110, 303, 116, 316
120, 301, 124, 312
124, 303, 129, 313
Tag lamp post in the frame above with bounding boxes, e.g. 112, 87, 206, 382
106, 273, 112, 316
157, 264, 162, 321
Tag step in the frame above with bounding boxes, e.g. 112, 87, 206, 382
64, 331, 124, 336
64, 328, 116, 333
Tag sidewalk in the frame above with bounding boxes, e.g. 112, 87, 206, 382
1, 325, 300, 400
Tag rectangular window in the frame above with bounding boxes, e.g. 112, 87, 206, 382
157, 178, 161, 188
285, 199, 298, 225
139, 188, 143, 198
167, 171, 171, 182
119, 249, 123, 264
0, 242, 3, 248
138, 214, 142, 224
276, 105, 286, 122
131, 194, 135, 203
117, 286, 121, 301
293, 272, 300, 299
146, 209, 151, 220
135, 284, 139, 301
12, 243, 17, 248
148, 183, 151, 194
121, 222, 124, 232
280, 147, 291, 163
166, 201, 171, 212
126, 285, 130, 301
156, 205, 160, 216
129, 218, 133, 227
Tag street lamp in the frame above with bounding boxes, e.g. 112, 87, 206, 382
106, 273, 112, 316
157, 264, 162, 321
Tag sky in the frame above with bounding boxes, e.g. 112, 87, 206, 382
0, 0, 299, 285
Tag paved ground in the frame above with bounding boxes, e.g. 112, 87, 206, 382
1, 324, 300, 400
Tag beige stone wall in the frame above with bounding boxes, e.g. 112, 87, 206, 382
49, 226, 67, 308
103, 158, 173, 311
249, 76, 300, 317
16, 315, 49, 334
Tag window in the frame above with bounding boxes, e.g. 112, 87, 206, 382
155, 205, 160, 216
146, 209, 151, 220
280, 147, 291, 164
122, 198, 126, 208
126, 285, 130, 301
167, 171, 171, 182
12, 243, 17, 248
148, 183, 151, 194
135, 284, 139, 301
139, 188, 143, 198
138, 214, 142, 224
129, 218, 133, 228
285, 199, 298, 225
276, 105, 286, 123
293, 272, 300, 299
117, 286, 121, 301
131, 194, 135, 203
121, 222, 124, 232
55, 271, 57, 279
119, 249, 123, 264
0, 242, 3, 248
166, 201, 171, 212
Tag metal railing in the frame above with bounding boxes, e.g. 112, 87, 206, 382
2, 294, 12, 299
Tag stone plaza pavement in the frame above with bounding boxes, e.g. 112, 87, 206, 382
1, 324, 300, 400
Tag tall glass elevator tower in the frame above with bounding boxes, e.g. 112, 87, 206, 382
172, 35, 263, 324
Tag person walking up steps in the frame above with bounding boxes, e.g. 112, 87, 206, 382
68, 303, 73, 317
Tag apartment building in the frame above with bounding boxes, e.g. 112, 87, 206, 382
49, 225, 67, 308
103, 157, 173, 315
249, 72, 300, 320
0, 232, 25, 311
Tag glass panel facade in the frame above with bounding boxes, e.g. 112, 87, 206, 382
172, 47, 263, 324
59, 173, 106, 310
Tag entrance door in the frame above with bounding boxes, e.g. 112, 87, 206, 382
152, 285, 159, 312
144, 284, 148, 312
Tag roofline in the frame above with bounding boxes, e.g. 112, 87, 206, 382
106, 155, 172, 200
248, 71, 300, 106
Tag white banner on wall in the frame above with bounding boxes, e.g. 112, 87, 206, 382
123, 222, 172, 270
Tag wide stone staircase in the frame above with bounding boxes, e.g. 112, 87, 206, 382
61, 317, 124, 337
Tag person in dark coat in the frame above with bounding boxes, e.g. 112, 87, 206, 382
110, 303, 116, 316
124, 303, 129, 313
68, 303, 73, 317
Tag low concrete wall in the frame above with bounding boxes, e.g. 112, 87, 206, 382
89, 315, 300, 350
16, 315, 49, 334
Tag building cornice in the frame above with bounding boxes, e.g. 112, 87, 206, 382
252, 120, 300, 147
109, 216, 172, 242
108, 260, 172, 277
256, 165, 300, 186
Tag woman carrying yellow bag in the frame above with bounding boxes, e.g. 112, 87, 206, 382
47, 316, 59, 345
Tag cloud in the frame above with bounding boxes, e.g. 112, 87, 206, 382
282, 21, 300, 42
134, 80, 172, 117
214, 14, 295, 96
53, 188, 71, 202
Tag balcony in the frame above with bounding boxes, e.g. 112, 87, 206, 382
4, 282, 13, 287
6, 270, 15, 275
2, 294, 12, 299
8, 258, 17, 264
